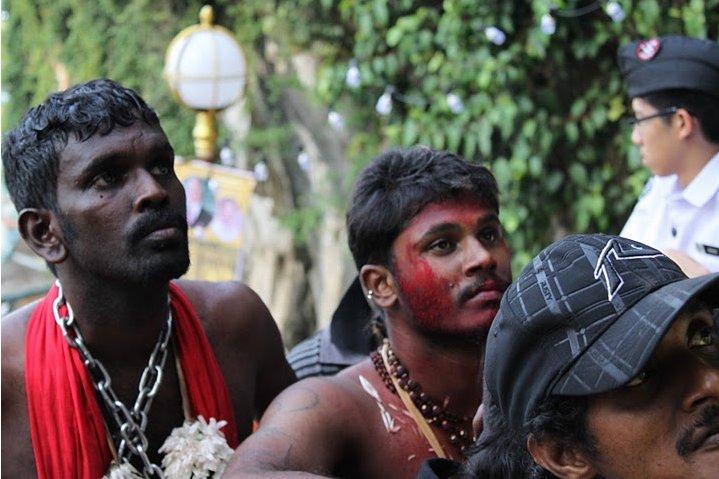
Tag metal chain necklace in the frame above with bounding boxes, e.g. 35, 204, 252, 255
52, 280, 173, 479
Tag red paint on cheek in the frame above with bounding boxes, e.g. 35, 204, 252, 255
396, 257, 454, 328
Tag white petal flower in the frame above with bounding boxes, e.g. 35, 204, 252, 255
159, 416, 234, 479
103, 462, 144, 479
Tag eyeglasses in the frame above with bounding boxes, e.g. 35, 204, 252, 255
626, 106, 678, 127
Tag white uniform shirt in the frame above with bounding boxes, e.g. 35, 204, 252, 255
620, 151, 719, 273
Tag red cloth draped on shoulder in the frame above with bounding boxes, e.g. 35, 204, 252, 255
25, 282, 238, 479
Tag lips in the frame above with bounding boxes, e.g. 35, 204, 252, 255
459, 277, 510, 305
130, 211, 188, 245
677, 405, 719, 457
694, 423, 719, 453
145, 225, 183, 241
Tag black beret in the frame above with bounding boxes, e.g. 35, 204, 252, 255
618, 35, 719, 99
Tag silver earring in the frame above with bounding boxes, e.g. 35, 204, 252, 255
367, 290, 374, 300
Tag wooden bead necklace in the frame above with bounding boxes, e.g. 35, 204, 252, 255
370, 342, 474, 451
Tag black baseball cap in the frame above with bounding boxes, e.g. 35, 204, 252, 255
618, 35, 719, 99
485, 234, 719, 431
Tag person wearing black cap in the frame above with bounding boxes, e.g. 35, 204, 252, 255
617, 35, 719, 277
483, 233, 719, 479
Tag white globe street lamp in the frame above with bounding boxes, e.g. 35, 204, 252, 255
164, 5, 247, 161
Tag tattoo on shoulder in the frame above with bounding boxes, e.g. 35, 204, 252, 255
265, 385, 321, 421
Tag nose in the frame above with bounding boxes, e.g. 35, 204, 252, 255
463, 237, 497, 276
133, 169, 169, 211
681, 356, 719, 412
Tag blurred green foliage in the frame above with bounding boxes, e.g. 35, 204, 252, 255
1, 0, 198, 157
2, 0, 717, 274
247, 0, 718, 272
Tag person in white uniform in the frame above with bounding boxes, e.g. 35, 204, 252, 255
618, 35, 719, 276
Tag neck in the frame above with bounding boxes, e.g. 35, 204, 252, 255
54, 273, 172, 361
676, 141, 719, 188
386, 325, 485, 418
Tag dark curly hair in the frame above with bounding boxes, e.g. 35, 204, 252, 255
346, 146, 499, 271
2, 78, 160, 214
459, 392, 597, 479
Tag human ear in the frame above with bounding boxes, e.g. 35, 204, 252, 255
17, 208, 67, 265
360, 264, 397, 309
674, 108, 697, 141
527, 435, 597, 479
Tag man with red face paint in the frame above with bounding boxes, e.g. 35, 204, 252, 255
223, 146, 512, 479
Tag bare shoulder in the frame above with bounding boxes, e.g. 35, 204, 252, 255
224, 374, 369, 477
260, 373, 370, 428
2, 300, 36, 380
252, 363, 379, 455
2, 300, 38, 477
172, 278, 285, 362
173, 279, 295, 421
174, 279, 267, 334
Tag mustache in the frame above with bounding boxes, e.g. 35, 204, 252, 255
128, 209, 188, 245
676, 403, 719, 457
457, 274, 511, 304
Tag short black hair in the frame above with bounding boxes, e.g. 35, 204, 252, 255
642, 89, 719, 143
524, 395, 598, 479
346, 146, 499, 271
460, 390, 534, 479
2, 78, 160, 213
461, 392, 597, 479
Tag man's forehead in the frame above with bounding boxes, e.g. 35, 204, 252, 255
59, 124, 170, 171
409, 198, 498, 226
630, 97, 653, 112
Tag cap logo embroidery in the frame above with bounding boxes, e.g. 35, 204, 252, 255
593, 239, 663, 301
636, 38, 661, 61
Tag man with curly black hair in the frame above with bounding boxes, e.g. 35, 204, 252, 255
1, 79, 295, 478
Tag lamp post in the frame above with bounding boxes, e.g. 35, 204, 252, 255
164, 5, 247, 161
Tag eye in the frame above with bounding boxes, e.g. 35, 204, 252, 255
689, 325, 715, 348
625, 370, 651, 387
91, 171, 122, 189
428, 238, 456, 254
151, 164, 171, 176
479, 226, 501, 245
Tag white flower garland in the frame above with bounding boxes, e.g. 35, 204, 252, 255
103, 416, 233, 479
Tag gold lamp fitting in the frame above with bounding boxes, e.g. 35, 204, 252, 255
193, 111, 218, 161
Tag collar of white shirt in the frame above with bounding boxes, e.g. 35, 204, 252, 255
682, 150, 719, 207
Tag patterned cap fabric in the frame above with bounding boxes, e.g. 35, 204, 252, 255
485, 234, 719, 431
618, 35, 719, 99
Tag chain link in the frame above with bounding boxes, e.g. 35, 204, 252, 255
52, 280, 172, 479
